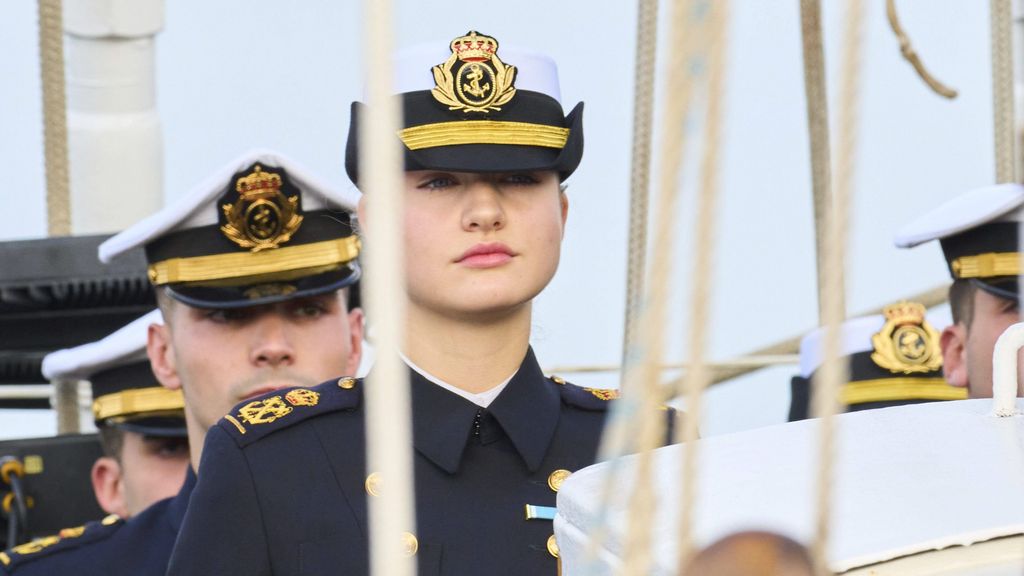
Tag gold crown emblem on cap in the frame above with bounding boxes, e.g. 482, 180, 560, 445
221, 164, 303, 252
870, 301, 943, 374
432, 31, 517, 113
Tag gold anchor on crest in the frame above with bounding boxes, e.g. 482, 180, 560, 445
463, 64, 491, 98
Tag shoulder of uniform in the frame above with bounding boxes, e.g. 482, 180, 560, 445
0, 514, 123, 573
216, 377, 363, 446
548, 374, 619, 411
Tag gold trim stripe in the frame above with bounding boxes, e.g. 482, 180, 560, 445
148, 237, 361, 286
399, 120, 570, 150
842, 377, 967, 405
93, 387, 185, 421
224, 415, 247, 435
951, 252, 1020, 279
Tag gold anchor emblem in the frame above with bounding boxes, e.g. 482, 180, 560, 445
221, 164, 304, 252
871, 301, 943, 374
431, 31, 517, 113
237, 396, 293, 425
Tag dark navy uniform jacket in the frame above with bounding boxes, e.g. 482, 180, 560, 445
0, 467, 195, 575
169, 348, 671, 575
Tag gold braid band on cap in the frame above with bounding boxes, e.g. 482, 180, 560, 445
148, 237, 361, 286
93, 387, 185, 422
951, 252, 1020, 279
399, 120, 569, 150
841, 377, 967, 405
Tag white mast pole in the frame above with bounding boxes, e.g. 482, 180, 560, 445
64, 0, 164, 234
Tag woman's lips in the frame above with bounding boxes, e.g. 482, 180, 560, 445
456, 243, 516, 268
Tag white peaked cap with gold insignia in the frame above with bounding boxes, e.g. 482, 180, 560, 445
894, 183, 1024, 301
99, 149, 362, 309
345, 30, 585, 184
894, 183, 1024, 248
797, 308, 950, 378
391, 42, 563, 104
42, 310, 186, 435
42, 309, 161, 381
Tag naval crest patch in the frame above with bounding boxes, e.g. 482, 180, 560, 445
238, 396, 293, 425
583, 387, 619, 401
221, 164, 303, 252
870, 301, 942, 374
431, 31, 517, 113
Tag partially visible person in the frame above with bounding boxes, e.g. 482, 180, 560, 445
42, 309, 188, 518
682, 531, 816, 576
0, 150, 364, 575
895, 183, 1024, 398
789, 301, 966, 421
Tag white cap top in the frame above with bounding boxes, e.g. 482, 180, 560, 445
894, 183, 1024, 248
391, 41, 562, 105
42, 309, 162, 381
798, 309, 950, 377
99, 149, 359, 263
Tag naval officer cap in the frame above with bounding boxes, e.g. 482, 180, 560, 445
42, 310, 186, 437
99, 150, 361, 309
894, 183, 1024, 301
345, 30, 584, 185
788, 301, 966, 421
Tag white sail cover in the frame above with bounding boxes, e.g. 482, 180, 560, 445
555, 398, 1024, 574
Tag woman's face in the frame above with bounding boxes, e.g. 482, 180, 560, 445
396, 169, 567, 321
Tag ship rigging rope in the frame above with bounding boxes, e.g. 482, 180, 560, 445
676, 0, 730, 568
807, 0, 864, 573
37, 0, 70, 237
360, 0, 416, 574
614, 1, 713, 574
989, 0, 1016, 183
620, 0, 659, 388
885, 0, 959, 99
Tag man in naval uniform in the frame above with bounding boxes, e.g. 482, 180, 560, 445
0, 150, 365, 575
168, 32, 677, 576
788, 301, 966, 421
43, 309, 190, 519
895, 183, 1024, 398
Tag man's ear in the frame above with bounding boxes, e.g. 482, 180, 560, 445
345, 307, 366, 376
940, 323, 969, 388
147, 323, 182, 391
90, 456, 128, 518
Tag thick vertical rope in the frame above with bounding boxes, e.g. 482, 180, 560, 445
38, 0, 77, 434
620, 0, 659, 390
38, 0, 71, 237
990, 0, 1016, 183
799, 0, 839, 322
675, 0, 729, 569
809, 0, 863, 574
615, 2, 711, 575
360, 1, 416, 574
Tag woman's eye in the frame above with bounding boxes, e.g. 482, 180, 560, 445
501, 173, 539, 185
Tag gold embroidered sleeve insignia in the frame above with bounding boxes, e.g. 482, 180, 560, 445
870, 301, 943, 374
238, 396, 293, 425
583, 387, 620, 401
431, 31, 517, 113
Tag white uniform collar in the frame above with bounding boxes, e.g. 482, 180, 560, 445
400, 352, 515, 408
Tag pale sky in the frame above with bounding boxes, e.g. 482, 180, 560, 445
0, 0, 993, 439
